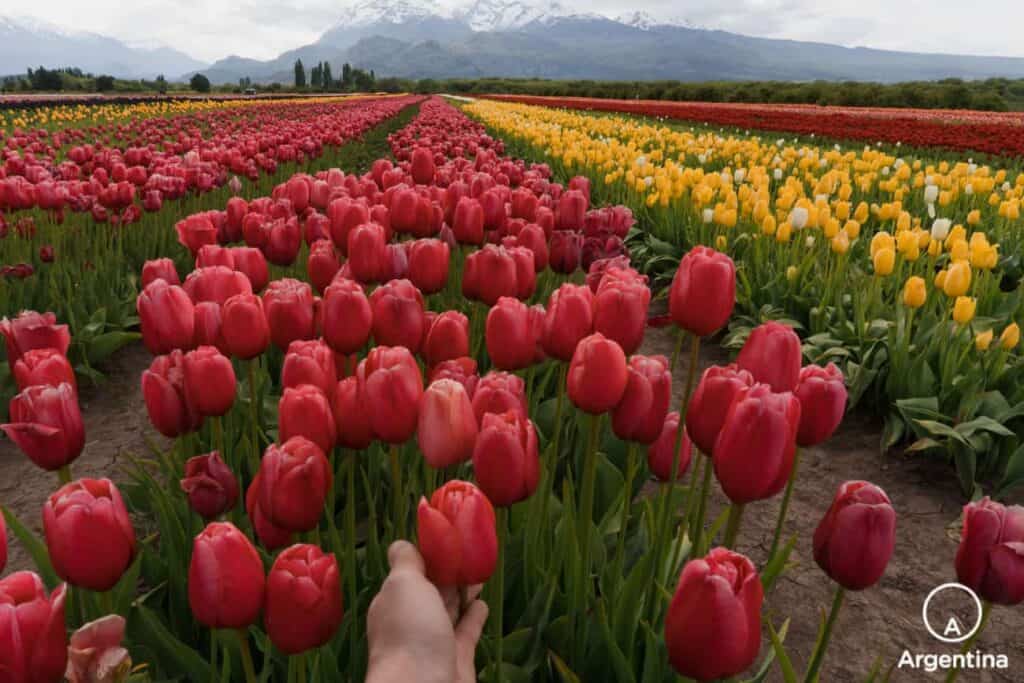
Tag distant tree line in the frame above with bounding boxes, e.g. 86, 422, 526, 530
292, 60, 379, 92
1, 66, 175, 94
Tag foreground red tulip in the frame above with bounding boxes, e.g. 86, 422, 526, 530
307, 240, 341, 294
0, 514, 6, 574
13, 347, 76, 393
230, 247, 270, 293
0, 311, 71, 372
180, 451, 239, 520
321, 279, 373, 354
0, 572, 68, 683
220, 293, 270, 360
189, 522, 266, 629
258, 437, 332, 532
713, 384, 800, 503
472, 371, 527, 424
669, 246, 736, 337
43, 479, 136, 591
647, 412, 694, 481
246, 473, 293, 551
137, 279, 195, 355
685, 364, 755, 455
612, 354, 672, 444
265, 544, 344, 655
263, 278, 316, 350
282, 340, 337, 397
568, 333, 629, 414
542, 283, 594, 361
407, 239, 450, 294
794, 363, 847, 447
422, 311, 470, 368
472, 410, 540, 506
2, 382, 85, 471
182, 346, 236, 417
278, 384, 337, 454
141, 350, 202, 438
955, 498, 1024, 605
370, 279, 426, 352
665, 548, 763, 681
183, 266, 253, 306
486, 297, 535, 370
736, 321, 803, 392
418, 379, 478, 468
360, 346, 424, 444
813, 481, 896, 590
594, 268, 650, 355
65, 615, 131, 683
348, 222, 389, 283
141, 258, 180, 288
462, 245, 518, 305
417, 480, 498, 586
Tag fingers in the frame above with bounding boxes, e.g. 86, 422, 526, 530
387, 540, 425, 576
454, 599, 489, 649
463, 584, 483, 603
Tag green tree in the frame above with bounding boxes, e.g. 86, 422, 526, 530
322, 62, 333, 91
155, 74, 168, 94
341, 63, 353, 90
190, 73, 211, 93
94, 75, 115, 92
311, 63, 322, 89
295, 59, 306, 88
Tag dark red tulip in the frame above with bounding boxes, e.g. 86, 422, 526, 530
321, 279, 372, 354
548, 230, 583, 274
282, 340, 336, 397
669, 246, 736, 337
2, 382, 84, 471
279, 385, 337, 455
472, 371, 527, 425
713, 384, 801, 504
43, 478, 136, 591
542, 283, 594, 361
568, 333, 629, 414
955, 498, 1024, 605
612, 354, 672, 444
181, 451, 239, 520
665, 548, 763, 681
263, 278, 316, 350
736, 321, 802, 393
472, 410, 540, 507
686, 364, 755, 455
594, 268, 650, 355
453, 197, 485, 245
246, 473, 293, 551
189, 522, 266, 629
192, 301, 224, 352
176, 214, 218, 256
430, 357, 479, 399
347, 222, 389, 283
13, 347, 76, 393
814, 481, 896, 591
182, 346, 236, 417
411, 147, 436, 185
183, 266, 253, 306
418, 379, 478, 468
141, 350, 202, 438
258, 437, 332, 533
509, 246, 537, 300
221, 293, 270, 360
230, 247, 269, 292
308, 240, 341, 294
0, 572, 68, 683
332, 376, 374, 450
462, 245, 517, 306
648, 412, 695, 481
556, 190, 587, 231
794, 363, 847, 447
417, 480, 498, 586
137, 280, 195, 355
141, 258, 180, 288
407, 239, 450, 294
264, 216, 303, 266
486, 297, 534, 371
359, 346, 424, 444
369, 279, 426, 352
265, 544, 344, 655
423, 311, 470, 368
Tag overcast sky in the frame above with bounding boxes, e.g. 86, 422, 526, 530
11, 0, 1024, 63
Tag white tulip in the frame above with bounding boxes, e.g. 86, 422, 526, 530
773, 168, 783, 180
965, 184, 974, 196
882, 166, 890, 176
924, 185, 939, 204
702, 208, 714, 224
805, 236, 816, 248
734, 169, 746, 184
789, 207, 809, 230
931, 218, 952, 241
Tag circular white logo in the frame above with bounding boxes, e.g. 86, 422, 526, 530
922, 583, 983, 644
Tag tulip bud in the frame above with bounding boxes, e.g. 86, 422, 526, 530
44, 478, 136, 591
903, 276, 927, 309
568, 333, 629, 414
2, 382, 85, 471
1, 311, 72, 374
263, 278, 316, 351
417, 480, 498, 585
453, 197, 485, 245
813, 481, 896, 590
955, 498, 1024, 605
0, 572, 68, 682
463, 245, 518, 305
594, 269, 650, 355
282, 340, 336, 397
258, 437, 332, 533
794, 363, 847, 447
137, 280, 195, 355
370, 279, 426, 352
321, 279, 373, 354
189, 522, 266, 628
332, 376, 374, 450
542, 283, 594, 361
873, 247, 895, 276
612, 354, 672, 444
246, 474, 293, 551
1001, 323, 1020, 350
665, 548, 763, 680
423, 310, 470, 368
180, 347, 235, 419
230, 247, 269, 293
265, 544, 344, 655
308, 240, 341, 294
407, 239, 450, 294
736, 321, 802, 392
943, 261, 972, 298
279, 385, 337, 454
183, 266, 253, 306
141, 258, 180, 288
472, 410, 540, 506
647, 412, 695, 481
486, 297, 534, 371
418, 379, 478, 469
549, 230, 583, 274
66, 615, 131, 683
360, 346, 424, 444
348, 222, 389, 283
13, 347, 76, 393
181, 451, 239, 520
472, 371, 527, 425
953, 296, 977, 325
713, 384, 801, 504
218, 293, 270, 361
669, 246, 736, 337
686, 364, 754, 455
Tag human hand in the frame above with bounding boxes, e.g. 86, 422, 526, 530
366, 541, 489, 683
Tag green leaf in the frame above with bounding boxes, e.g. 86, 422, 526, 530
761, 535, 798, 592
767, 618, 798, 683
1, 506, 59, 589
86, 331, 141, 364
745, 618, 789, 683
997, 444, 1024, 497
549, 650, 582, 683
913, 420, 969, 446
133, 605, 212, 681
955, 416, 1014, 439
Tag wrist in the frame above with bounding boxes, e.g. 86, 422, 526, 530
366, 649, 450, 683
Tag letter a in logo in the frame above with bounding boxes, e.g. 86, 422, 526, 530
944, 617, 963, 638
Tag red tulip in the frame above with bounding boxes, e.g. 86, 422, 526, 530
43, 478, 135, 591
955, 498, 1024, 605
556, 190, 587, 231
183, 266, 253, 306
669, 246, 736, 337
321, 279, 373, 354
407, 239, 450, 294
430, 357, 479, 398
517, 223, 548, 271
286, 177, 310, 213
282, 340, 336, 397
0, 514, 6, 574
548, 230, 583, 274
181, 451, 239, 520
665, 548, 763, 681
176, 214, 218, 256
263, 278, 316, 351
332, 377, 374, 450
192, 301, 224, 352
141, 258, 180, 288
328, 198, 370, 254
141, 350, 202, 438
188, 522, 266, 629
66, 615, 130, 683
510, 188, 538, 221
347, 222, 388, 283
279, 385, 337, 454
13, 348, 76, 393
472, 410, 540, 507
2, 382, 84, 471
196, 244, 235, 270
137, 279, 195, 355
246, 472, 293, 551
713, 384, 801, 504
794, 363, 847, 447
182, 346, 236, 417
417, 480, 498, 585
647, 412, 695, 481
418, 379, 478, 468
370, 279, 426, 352
462, 245, 517, 306
0, 572, 68, 683
686, 364, 755, 455
230, 247, 269, 292
264, 217, 303, 266
568, 333, 629, 414
220, 293, 270, 360
423, 310, 470, 368
736, 321, 802, 393
472, 371, 527, 425
1, 311, 71, 372
612, 354, 671, 444
542, 283, 594, 361
453, 197, 485, 245
265, 544, 344, 655
814, 481, 896, 591
258, 437, 332, 533
359, 346, 424, 444
594, 268, 650, 355
486, 297, 534, 371
308, 240, 341, 294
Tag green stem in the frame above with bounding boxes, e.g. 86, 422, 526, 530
236, 629, 258, 683
691, 455, 715, 555
495, 507, 507, 682
57, 465, 71, 486
247, 359, 261, 469
722, 503, 745, 549
345, 451, 359, 673
297, 653, 307, 683
389, 444, 404, 538
99, 590, 114, 615
575, 413, 602, 660
209, 630, 218, 683
612, 444, 639, 588
803, 586, 845, 683
944, 601, 992, 683
213, 416, 225, 460
767, 447, 801, 561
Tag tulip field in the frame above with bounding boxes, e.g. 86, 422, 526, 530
1, 90, 1023, 683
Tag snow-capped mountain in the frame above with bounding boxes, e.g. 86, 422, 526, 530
615, 10, 695, 31
332, 0, 447, 29
454, 0, 570, 31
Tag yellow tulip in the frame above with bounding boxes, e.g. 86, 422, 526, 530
943, 261, 972, 297
762, 215, 777, 236
944, 225, 967, 249
935, 270, 947, 290
949, 240, 969, 262
786, 265, 799, 281
824, 218, 840, 238
1001, 323, 1020, 350
967, 209, 981, 226
715, 234, 728, 250
928, 239, 943, 258
776, 222, 792, 243
896, 211, 911, 232
873, 247, 895, 276
870, 231, 894, 258
953, 297, 977, 325
831, 231, 850, 254
975, 329, 994, 351
854, 201, 869, 222
843, 220, 861, 239
903, 276, 927, 308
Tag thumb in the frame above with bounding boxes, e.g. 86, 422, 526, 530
455, 599, 489, 650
